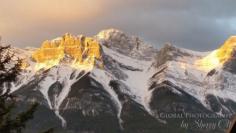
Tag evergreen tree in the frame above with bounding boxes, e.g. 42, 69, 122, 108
0, 45, 40, 133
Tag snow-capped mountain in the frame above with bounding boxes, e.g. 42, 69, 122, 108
7, 29, 236, 133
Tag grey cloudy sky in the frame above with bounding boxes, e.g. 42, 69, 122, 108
0, 0, 236, 51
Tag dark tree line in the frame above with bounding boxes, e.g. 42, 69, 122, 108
0, 45, 53, 133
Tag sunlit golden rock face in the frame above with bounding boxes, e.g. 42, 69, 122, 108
195, 36, 236, 71
32, 33, 101, 71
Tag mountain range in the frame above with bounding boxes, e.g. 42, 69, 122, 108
5, 29, 236, 133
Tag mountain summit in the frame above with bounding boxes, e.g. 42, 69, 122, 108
7, 29, 236, 133
195, 36, 236, 71
31, 33, 101, 71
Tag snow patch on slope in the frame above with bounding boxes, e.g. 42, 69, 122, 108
102, 45, 155, 113
153, 46, 236, 109
91, 68, 124, 125
37, 65, 89, 127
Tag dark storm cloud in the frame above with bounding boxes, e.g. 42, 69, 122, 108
98, 0, 236, 50
0, 0, 235, 51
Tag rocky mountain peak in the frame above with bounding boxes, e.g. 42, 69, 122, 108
96, 28, 157, 60
30, 33, 101, 71
195, 36, 236, 72
222, 36, 236, 73
154, 43, 193, 67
